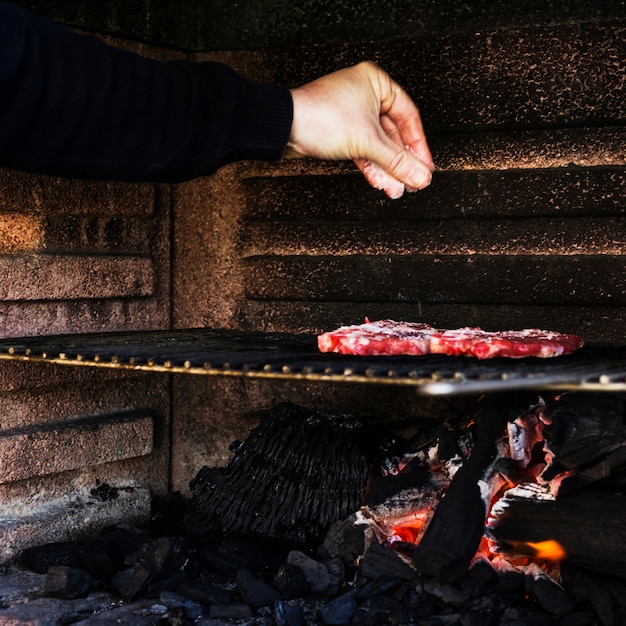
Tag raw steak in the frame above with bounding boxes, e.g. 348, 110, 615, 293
317, 319, 436, 356
317, 320, 584, 359
429, 327, 584, 359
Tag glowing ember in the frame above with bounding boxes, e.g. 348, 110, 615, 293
389, 520, 424, 544
361, 392, 610, 584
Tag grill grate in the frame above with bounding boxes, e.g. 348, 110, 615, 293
0, 329, 625, 395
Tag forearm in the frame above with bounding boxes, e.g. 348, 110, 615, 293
0, 3, 293, 182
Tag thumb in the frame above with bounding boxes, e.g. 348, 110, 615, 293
357, 141, 433, 198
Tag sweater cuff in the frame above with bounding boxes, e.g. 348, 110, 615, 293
232, 80, 294, 163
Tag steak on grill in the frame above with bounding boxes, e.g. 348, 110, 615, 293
318, 320, 583, 358
317, 319, 436, 355
430, 327, 584, 359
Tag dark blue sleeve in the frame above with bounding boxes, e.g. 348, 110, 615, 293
0, 2, 294, 182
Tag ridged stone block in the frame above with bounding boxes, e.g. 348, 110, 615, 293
0, 255, 154, 301
0, 487, 152, 564
0, 411, 154, 484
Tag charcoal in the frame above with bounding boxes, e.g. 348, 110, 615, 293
287, 550, 341, 596
175, 578, 236, 605
497, 569, 525, 593
463, 593, 508, 617
209, 603, 254, 620
274, 600, 306, 626
359, 541, 416, 582
413, 394, 515, 582
499, 607, 553, 626
460, 556, 499, 599
460, 612, 497, 626
318, 589, 358, 625
524, 563, 576, 616
188, 403, 376, 547
273, 562, 310, 599
563, 610, 605, 626
110, 562, 152, 600
109, 535, 173, 601
353, 594, 408, 625
413, 614, 461, 625
43, 565, 91, 599
605, 578, 626, 617
157, 537, 196, 576
149, 492, 189, 537
366, 457, 431, 506
99, 523, 153, 567
325, 558, 345, 588
21, 540, 95, 574
160, 605, 186, 625
158, 591, 204, 620
586, 581, 622, 626
199, 537, 264, 577
391, 541, 417, 563
125, 536, 172, 571
407, 581, 446, 618
57, 613, 90, 626
423, 578, 469, 607
559, 563, 590, 602
459, 591, 508, 626
356, 575, 404, 600
235, 568, 281, 609
317, 515, 368, 568
146, 572, 188, 597
81, 546, 116, 581
541, 393, 626, 494
189, 466, 226, 504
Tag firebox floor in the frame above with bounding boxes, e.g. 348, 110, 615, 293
0, 566, 161, 626
0, 328, 625, 395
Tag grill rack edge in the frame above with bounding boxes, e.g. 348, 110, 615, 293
0, 329, 625, 396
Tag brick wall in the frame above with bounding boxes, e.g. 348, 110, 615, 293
0, 131, 172, 559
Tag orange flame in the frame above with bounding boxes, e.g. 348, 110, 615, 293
526, 540, 566, 561
505, 539, 566, 561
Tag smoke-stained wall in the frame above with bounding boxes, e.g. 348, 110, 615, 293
10, 0, 626, 50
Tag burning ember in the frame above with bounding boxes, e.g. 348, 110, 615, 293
6, 394, 626, 624
184, 393, 626, 619
352, 391, 626, 588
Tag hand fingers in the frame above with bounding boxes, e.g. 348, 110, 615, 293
378, 112, 434, 181
369, 131, 433, 191
364, 68, 434, 190
356, 158, 406, 199
355, 111, 432, 197
380, 82, 434, 171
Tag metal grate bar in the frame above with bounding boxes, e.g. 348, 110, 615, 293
0, 329, 625, 395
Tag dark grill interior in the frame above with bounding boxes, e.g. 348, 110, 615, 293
1, 5, 625, 616
228, 23, 626, 341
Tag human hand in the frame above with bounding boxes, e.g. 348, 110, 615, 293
285, 61, 434, 199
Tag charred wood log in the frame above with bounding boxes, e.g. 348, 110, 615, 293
412, 393, 538, 583
487, 484, 626, 580
188, 403, 394, 547
540, 393, 626, 495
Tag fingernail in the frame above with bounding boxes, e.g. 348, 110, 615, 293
408, 168, 432, 191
